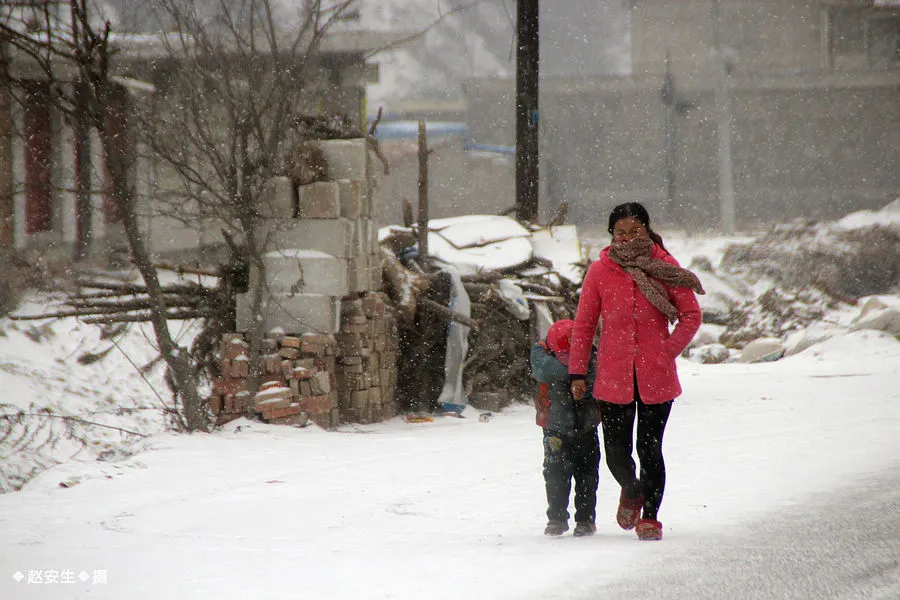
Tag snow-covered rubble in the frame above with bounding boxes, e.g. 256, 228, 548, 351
679, 200, 900, 363
720, 199, 899, 300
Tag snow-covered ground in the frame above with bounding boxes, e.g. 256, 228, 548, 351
0, 295, 196, 493
1, 224, 899, 599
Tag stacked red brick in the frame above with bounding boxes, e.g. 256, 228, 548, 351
336, 292, 398, 424
209, 332, 339, 428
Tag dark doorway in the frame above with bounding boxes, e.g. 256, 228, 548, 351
24, 84, 53, 235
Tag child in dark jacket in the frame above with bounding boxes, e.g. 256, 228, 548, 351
530, 319, 600, 537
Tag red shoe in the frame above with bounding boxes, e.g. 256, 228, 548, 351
635, 518, 663, 541
616, 489, 643, 530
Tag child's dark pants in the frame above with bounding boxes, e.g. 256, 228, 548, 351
543, 427, 600, 524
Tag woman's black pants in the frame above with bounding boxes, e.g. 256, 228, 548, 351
599, 395, 673, 521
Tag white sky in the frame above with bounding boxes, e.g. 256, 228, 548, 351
1, 215, 899, 599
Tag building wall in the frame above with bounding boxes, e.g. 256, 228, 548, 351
631, 0, 825, 78
2, 52, 374, 259
9, 88, 69, 253
535, 73, 900, 227
464, 0, 900, 228
378, 135, 515, 226
630, 0, 900, 77
828, 2, 900, 71
730, 83, 900, 221
0, 78, 139, 259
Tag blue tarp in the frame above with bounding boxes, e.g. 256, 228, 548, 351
373, 121, 468, 140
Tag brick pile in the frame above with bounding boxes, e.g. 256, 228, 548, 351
209, 290, 399, 428
336, 292, 399, 424
208, 331, 339, 428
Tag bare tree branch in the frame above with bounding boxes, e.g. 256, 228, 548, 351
364, 0, 487, 59
1, 412, 149, 437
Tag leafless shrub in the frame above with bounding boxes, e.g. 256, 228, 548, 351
0, 402, 147, 493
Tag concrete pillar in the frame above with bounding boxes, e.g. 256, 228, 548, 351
57, 111, 77, 248
90, 128, 112, 249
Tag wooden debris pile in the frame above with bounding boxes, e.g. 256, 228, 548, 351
9, 266, 228, 325
379, 225, 584, 412
8, 261, 242, 386
463, 272, 578, 407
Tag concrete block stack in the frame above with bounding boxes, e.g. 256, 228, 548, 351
214, 138, 398, 427
208, 332, 340, 428
335, 292, 399, 424
236, 138, 383, 334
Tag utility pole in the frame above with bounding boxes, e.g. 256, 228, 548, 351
515, 0, 539, 223
417, 120, 429, 257
712, 0, 736, 234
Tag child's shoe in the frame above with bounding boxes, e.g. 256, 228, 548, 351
573, 521, 596, 537
544, 520, 569, 536
635, 518, 663, 540
616, 489, 643, 530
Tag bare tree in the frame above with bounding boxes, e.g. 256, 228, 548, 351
141, 0, 358, 413
1, 0, 209, 431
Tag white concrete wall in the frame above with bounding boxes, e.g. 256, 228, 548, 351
57, 115, 76, 246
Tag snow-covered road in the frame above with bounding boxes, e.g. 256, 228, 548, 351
1, 330, 898, 599
574, 468, 900, 600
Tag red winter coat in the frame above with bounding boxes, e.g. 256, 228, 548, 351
569, 243, 701, 404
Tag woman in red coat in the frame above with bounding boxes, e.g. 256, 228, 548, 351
568, 202, 704, 541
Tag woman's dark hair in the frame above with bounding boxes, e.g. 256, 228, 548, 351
607, 202, 666, 251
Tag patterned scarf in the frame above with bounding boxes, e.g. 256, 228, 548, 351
607, 237, 706, 323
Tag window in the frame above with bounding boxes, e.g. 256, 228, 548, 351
830, 8, 900, 69
102, 84, 133, 224
23, 83, 53, 235
866, 15, 900, 68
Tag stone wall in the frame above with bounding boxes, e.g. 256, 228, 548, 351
334, 293, 399, 424
378, 136, 515, 226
